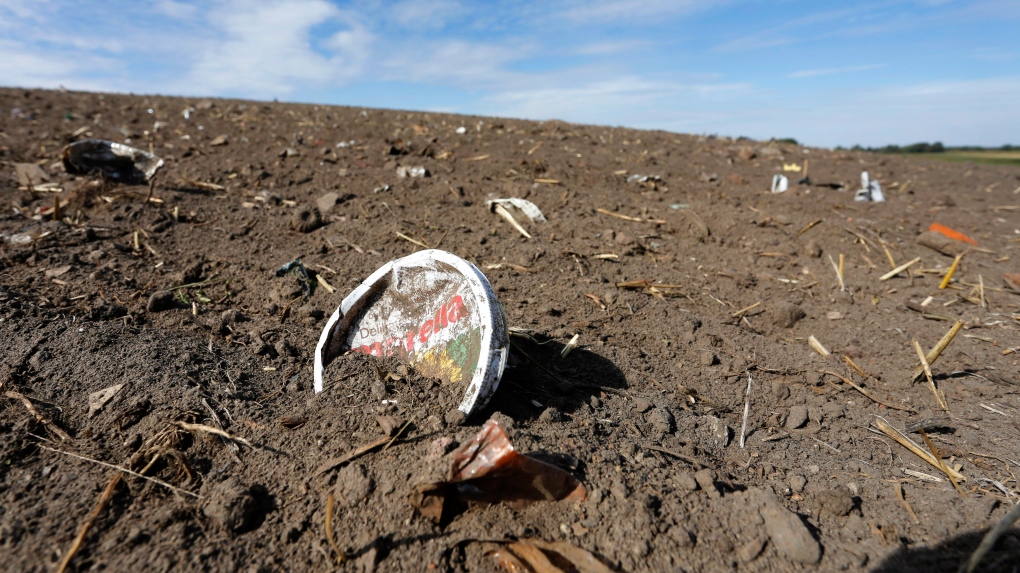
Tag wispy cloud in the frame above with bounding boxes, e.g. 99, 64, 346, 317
788, 64, 883, 78
554, 0, 727, 22
180, 0, 370, 97
0, 0, 1016, 147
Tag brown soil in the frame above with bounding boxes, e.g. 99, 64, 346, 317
2, 87, 1019, 573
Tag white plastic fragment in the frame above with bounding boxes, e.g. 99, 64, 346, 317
855, 171, 885, 202
771, 174, 789, 193
455, 126, 467, 134
88, 384, 124, 417
396, 166, 429, 178
626, 174, 662, 184
485, 198, 547, 222
313, 249, 508, 416
62, 139, 164, 183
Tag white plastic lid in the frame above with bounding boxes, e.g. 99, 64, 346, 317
313, 249, 508, 416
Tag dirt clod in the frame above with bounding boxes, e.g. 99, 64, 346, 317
787, 405, 809, 429
771, 302, 806, 328
203, 478, 262, 533
756, 489, 822, 564
146, 290, 175, 312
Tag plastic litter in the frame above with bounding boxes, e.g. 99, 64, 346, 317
313, 249, 507, 416
275, 259, 315, 298
486, 198, 546, 239
412, 419, 586, 522
88, 384, 124, 417
854, 171, 885, 202
486, 198, 546, 223
396, 166, 429, 178
62, 139, 164, 184
771, 174, 789, 193
626, 174, 663, 184
929, 223, 977, 245
455, 126, 467, 134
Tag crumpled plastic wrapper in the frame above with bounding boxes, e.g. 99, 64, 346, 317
62, 139, 164, 184
412, 419, 586, 523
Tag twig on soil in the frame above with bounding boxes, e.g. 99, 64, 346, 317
911, 320, 964, 381
394, 231, 430, 249
596, 207, 665, 224
880, 257, 921, 281
958, 501, 1020, 573
825, 370, 914, 412
56, 472, 123, 573
492, 204, 532, 238
561, 334, 580, 358
642, 445, 711, 470
808, 335, 830, 356
940, 254, 963, 289
882, 244, 897, 269
732, 302, 761, 318
894, 480, 921, 525
913, 339, 949, 412
904, 469, 942, 483
174, 421, 251, 447
5, 391, 72, 441
316, 274, 336, 294
919, 429, 966, 497
872, 416, 965, 481
842, 356, 870, 379
383, 417, 414, 451
325, 493, 348, 566
795, 219, 822, 238
37, 444, 200, 498
828, 254, 845, 292
739, 371, 753, 449
315, 436, 392, 475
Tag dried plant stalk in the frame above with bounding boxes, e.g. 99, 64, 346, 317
911, 320, 963, 381
808, 335, 830, 356
880, 257, 921, 281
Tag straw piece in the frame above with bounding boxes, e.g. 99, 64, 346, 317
823, 370, 914, 412
913, 339, 948, 411
808, 335, 830, 356
872, 417, 965, 481
911, 320, 964, 381
493, 204, 532, 238
880, 257, 921, 281
939, 254, 963, 289
918, 429, 965, 497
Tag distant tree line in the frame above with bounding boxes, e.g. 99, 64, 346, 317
837, 142, 1017, 153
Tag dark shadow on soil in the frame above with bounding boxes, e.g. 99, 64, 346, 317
482, 336, 627, 423
870, 528, 1020, 573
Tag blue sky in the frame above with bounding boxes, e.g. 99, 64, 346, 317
1, 0, 1017, 147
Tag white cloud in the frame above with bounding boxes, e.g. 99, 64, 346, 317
154, 0, 198, 19
554, 0, 725, 22
0, 38, 119, 91
180, 0, 371, 97
388, 0, 464, 30
483, 76, 751, 127
381, 39, 534, 89
788, 64, 883, 79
